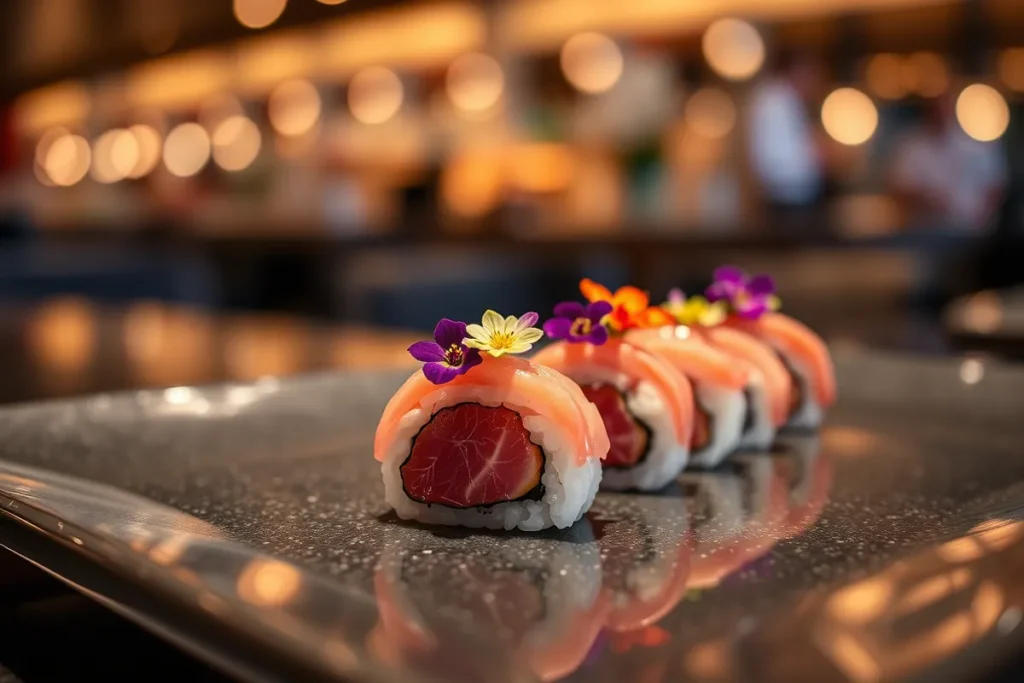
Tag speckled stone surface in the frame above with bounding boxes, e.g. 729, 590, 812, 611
0, 349, 1022, 682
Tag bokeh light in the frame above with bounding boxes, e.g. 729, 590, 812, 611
43, 133, 91, 187
560, 33, 623, 95
212, 115, 262, 171
163, 122, 211, 177
956, 84, 1010, 142
821, 87, 878, 146
447, 53, 504, 113
233, 0, 287, 29
865, 54, 906, 100
35, 127, 69, 167
702, 18, 765, 82
348, 67, 404, 124
91, 129, 139, 184
685, 88, 736, 139
997, 49, 1024, 92
316, 0, 347, 4
198, 93, 244, 133
906, 52, 948, 98
269, 79, 322, 136
126, 124, 162, 178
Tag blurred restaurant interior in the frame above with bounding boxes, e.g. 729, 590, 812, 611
0, 0, 1022, 399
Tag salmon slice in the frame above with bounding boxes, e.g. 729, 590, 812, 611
401, 403, 544, 507
375, 354, 609, 466
580, 384, 651, 468
532, 339, 693, 445
698, 326, 792, 427
728, 313, 836, 408
626, 327, 749, 391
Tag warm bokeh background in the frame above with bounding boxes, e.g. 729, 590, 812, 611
0, 0, 1021, 399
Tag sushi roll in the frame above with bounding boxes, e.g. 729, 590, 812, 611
662, 288, 792, 450
533, 290, 694, 491
375, 312, 609, 531
370, 524, 607, 682
625, 325, 750, 469
704, 265, 836, 429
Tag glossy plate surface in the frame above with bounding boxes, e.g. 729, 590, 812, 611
0, 350, 1022, 682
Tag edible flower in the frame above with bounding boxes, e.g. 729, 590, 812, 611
408, 318, 483, 385
543, 300, 613, 345
704, 265, 781, 320
580, 278, 675, 332
464, 310, 544, 358
662, 288, 728, 327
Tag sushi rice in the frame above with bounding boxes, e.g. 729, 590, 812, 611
737, 370, 776, 450
381, 385, 602, 531
782, 355, 824, 430
564, 366, 688, 492
688, 383, 746, 469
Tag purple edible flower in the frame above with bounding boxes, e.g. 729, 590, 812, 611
543, 300, 613, 345
408, 318, 483, 385
705, 265, 778, 320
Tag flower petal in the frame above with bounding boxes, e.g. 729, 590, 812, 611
505, 341, 535, 355
408, 341, 446, 363
713, 265, 746, 286
700, 301, 728, 327
667, 288, 686, 305
736, 300, 768, 320
543, 318, 573, 340
705, 282, 730, 303
481, 309, 504, 334
485, 347, 507, 358
503, 315, 518, 335
554, 301, 585, 319
607, 306, 630, 331
516, 327, 544, 345
580, 278, 613, 303
433, 318, 468, 348
612, 286, 649, 314
460, 348, 483, 371
514, 312, 540, 333
587, 300, 613, 321
423, 362, 461, 385
636, 307, 675, 328
587, 324, 609, 345
463, 337, 489, 350
747, 274, 776, 297
767, 295, 782, 311
464, 323, 489, 342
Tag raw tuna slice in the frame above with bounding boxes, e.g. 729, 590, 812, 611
581, 384, 651, 469
402, 403, 545, 508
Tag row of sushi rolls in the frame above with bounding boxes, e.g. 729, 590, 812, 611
375, 265, 835, 533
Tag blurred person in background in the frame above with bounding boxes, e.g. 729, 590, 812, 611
747, 50, 827, 228
890, 92, 1007, 231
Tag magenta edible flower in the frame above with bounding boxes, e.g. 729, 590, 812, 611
705, 265, 780, 320
408, 318, 483, 385
542, 300, 613, 345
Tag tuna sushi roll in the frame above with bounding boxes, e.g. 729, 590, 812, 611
662, 288, 792, 450
625, 325, 751, 469
375, 312, 609, 531
533, 287, 694, 491
705, 265, 836, 429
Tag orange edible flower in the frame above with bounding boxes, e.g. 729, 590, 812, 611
580, 279, 675, 332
